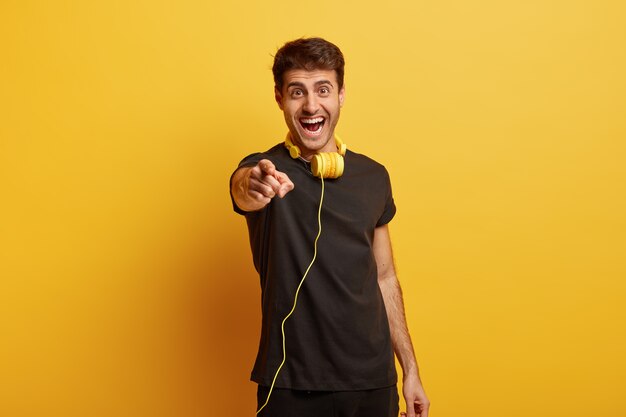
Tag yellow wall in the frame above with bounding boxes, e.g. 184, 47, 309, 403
1, 1, 625, 416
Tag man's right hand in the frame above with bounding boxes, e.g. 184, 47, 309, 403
231, 159, 295, 212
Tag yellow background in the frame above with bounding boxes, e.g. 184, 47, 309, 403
1, 1, 625, 416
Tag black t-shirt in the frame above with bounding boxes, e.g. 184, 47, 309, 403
231, 143, 397, 391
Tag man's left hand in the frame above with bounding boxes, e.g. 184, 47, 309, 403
400, 372, 430, 417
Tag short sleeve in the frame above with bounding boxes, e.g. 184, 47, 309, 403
376, 168, 396, 227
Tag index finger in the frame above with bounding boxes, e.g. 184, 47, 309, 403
258, 159, 276, 177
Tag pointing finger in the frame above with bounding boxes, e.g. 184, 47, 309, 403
275, 172, 294, 198
277, 181, 294, 198
258, 159, 276, 177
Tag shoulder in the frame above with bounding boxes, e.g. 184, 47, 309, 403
345, 149, 391, 177
236, 143, 289, 168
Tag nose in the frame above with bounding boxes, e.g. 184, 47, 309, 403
303, 94, 319, 114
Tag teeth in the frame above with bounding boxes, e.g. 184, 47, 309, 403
300, 117, 324, 124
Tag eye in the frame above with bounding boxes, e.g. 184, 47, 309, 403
319, 87, 330, 96
290, 89, 304, 98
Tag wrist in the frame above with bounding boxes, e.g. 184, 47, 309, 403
401, 364, 420, 382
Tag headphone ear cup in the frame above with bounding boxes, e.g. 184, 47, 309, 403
289, 145, 301, 159
333, 153, 345, 177
326, 153, 336, 178
284, 133, 302, 158
311, 152, 344, 178
311, 154, 325, 178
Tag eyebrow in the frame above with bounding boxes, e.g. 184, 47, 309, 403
286, 80, 334, 89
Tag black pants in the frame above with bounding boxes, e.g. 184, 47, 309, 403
256, 385, 399, 417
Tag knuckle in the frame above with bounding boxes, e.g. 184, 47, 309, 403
253, 193, 269, 203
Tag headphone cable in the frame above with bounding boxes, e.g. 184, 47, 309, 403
256, 175, 325, 415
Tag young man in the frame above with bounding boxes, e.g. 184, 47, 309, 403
230, 38, 429, 417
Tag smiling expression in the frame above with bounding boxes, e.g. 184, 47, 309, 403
275, 69, 345, 161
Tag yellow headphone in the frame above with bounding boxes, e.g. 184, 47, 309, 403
284, 133, 347, 179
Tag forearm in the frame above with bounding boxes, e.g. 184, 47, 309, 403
378, 274, 420, 378
369, 225, 431, 414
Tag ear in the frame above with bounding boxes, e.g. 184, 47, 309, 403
275, 87, 284, 110
339, 85, 345, 107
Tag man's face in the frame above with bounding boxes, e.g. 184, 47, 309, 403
275, 69, 345, 160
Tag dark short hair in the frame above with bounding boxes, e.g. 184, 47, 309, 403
272, 37, 345, 91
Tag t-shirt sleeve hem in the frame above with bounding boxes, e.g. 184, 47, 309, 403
376, 201, 396, 227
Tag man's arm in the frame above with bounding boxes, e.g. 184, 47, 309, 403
231, 159, 294, 212
374, 224, 430, 417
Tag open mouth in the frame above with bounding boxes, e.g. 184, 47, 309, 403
299, 116, 325, 135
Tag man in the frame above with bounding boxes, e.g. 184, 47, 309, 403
230, 38, 429, 417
